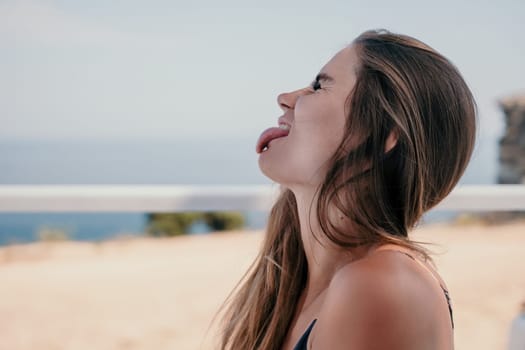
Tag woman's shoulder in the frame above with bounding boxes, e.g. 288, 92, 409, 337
310, 246, 447, 349
333, 244, 438, 290
329, 246, 439, 318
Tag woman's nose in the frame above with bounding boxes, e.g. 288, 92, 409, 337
277, 91, 295, 111
277, 89, 304, 111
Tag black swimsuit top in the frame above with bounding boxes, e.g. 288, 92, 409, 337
292, 249, 454, 350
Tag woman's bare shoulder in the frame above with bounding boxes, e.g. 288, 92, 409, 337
310, 250, 444, 349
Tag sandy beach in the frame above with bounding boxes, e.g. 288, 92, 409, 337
0, 221, 524, 350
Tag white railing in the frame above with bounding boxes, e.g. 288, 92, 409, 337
0, 185, 524, 212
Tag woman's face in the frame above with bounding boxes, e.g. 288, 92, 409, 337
257, 45, 359, 189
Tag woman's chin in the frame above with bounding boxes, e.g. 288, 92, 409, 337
258, 155, 277, 181
257, 157, 285, 184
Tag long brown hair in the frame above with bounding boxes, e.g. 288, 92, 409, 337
219, 29, 477, 350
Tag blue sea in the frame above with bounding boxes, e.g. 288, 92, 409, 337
0, 137, 498, 245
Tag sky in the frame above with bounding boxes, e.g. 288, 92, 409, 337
0, 0, 524, 143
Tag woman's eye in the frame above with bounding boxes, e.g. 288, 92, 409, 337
311, 80, 322, 91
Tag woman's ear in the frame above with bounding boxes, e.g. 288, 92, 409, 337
384, 129, 399, 153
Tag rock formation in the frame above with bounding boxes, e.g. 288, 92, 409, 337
498, 95, 525, 184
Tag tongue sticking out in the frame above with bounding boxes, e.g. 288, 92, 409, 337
256, 127, 290, 154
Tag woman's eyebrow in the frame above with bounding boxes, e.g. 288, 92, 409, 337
315, 72, 335, 83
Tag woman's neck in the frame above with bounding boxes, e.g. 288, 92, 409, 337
292, 188, 364, 301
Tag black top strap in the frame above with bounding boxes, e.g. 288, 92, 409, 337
292, 319, 317, 350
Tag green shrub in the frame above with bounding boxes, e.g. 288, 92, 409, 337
203, 211, 245, 231
146, 212, 201, 236
36, 227, 70, 242
146, 211, 245, 236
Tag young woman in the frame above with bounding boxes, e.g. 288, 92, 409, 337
220, 29, 476, 350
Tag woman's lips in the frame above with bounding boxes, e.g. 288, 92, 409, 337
256, 126, 290, 154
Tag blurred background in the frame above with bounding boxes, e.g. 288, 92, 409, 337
0, 0, 525, 349
1, 0, 524, 243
